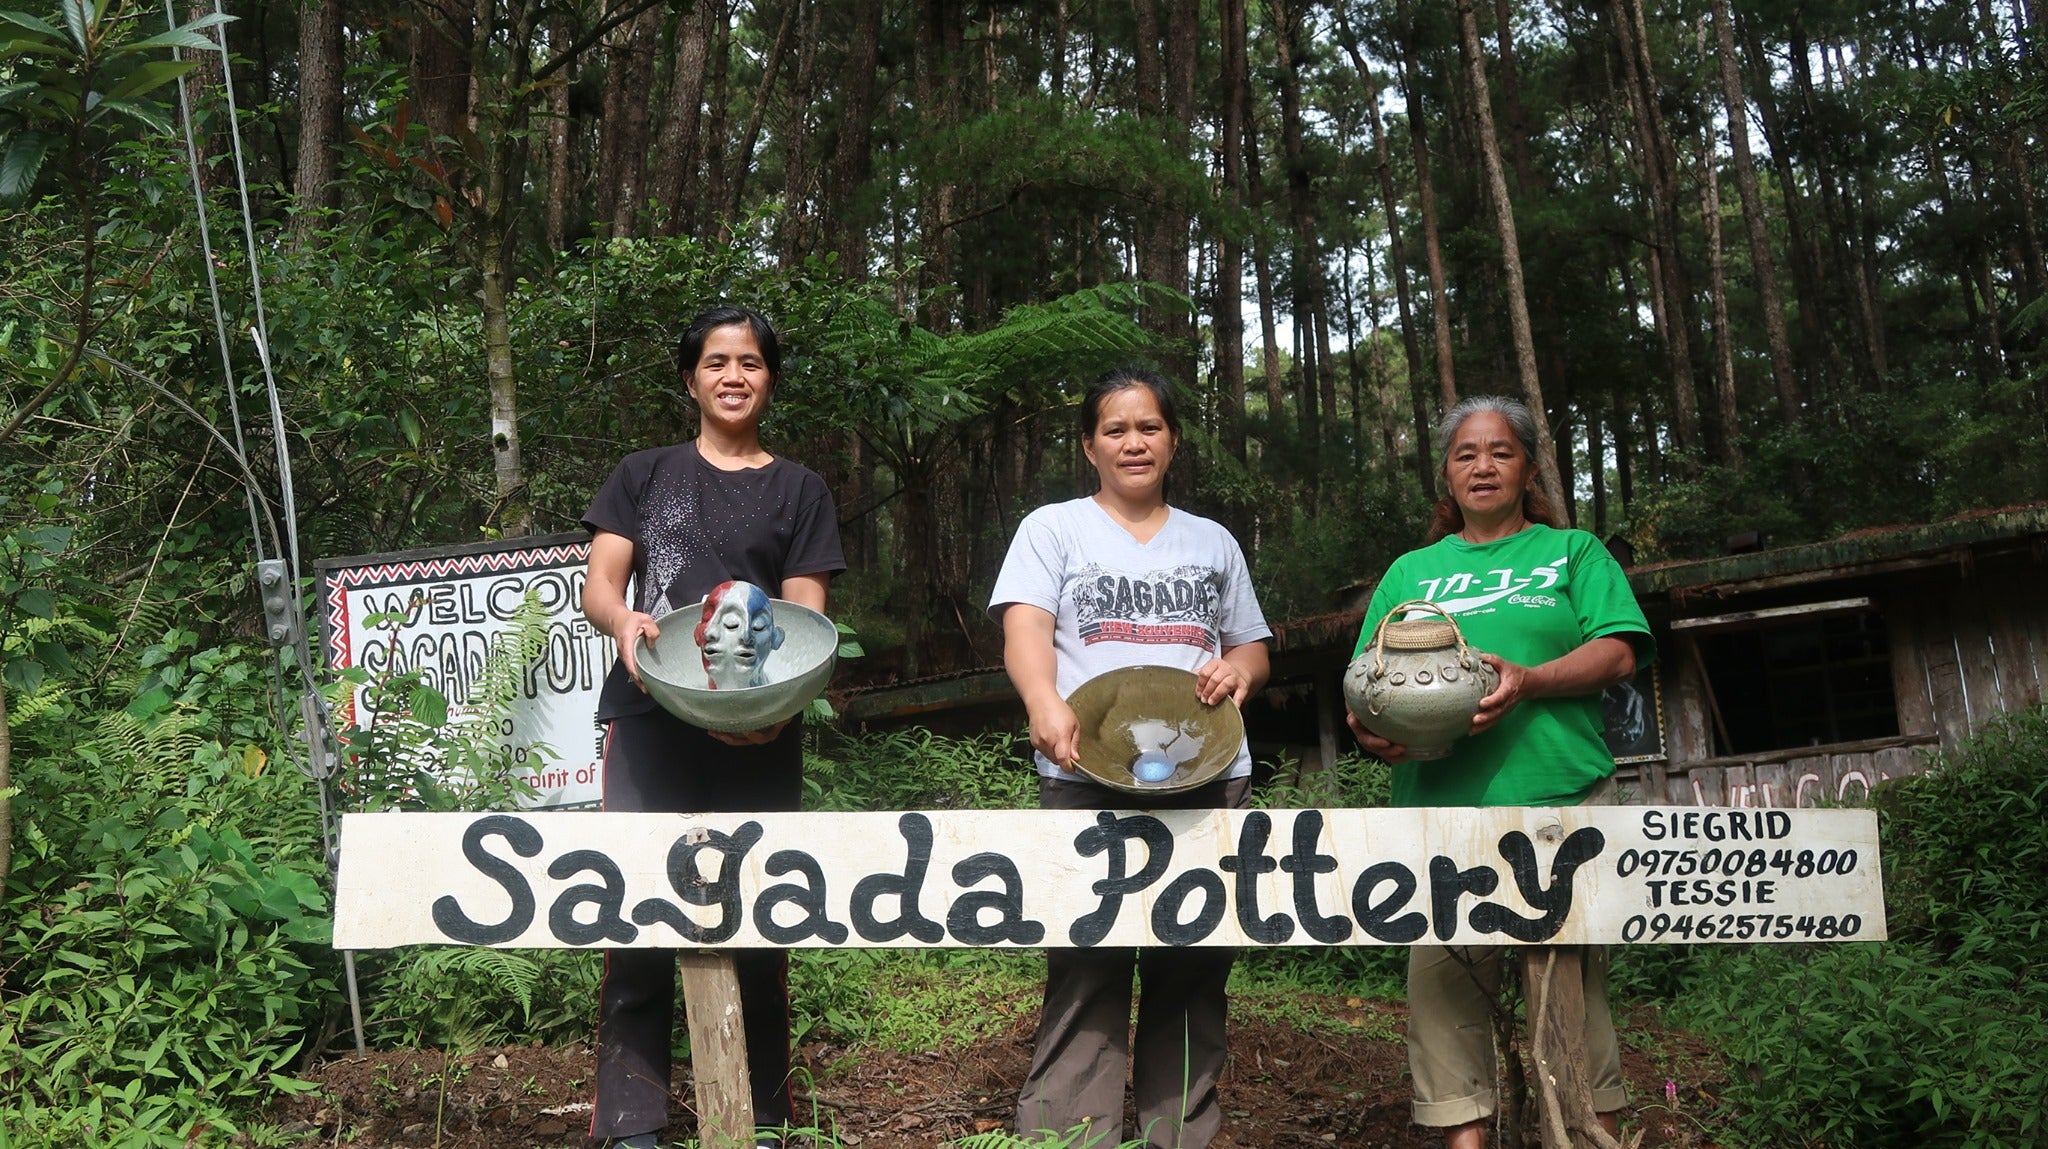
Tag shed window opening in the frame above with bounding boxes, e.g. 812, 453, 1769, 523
1697, 612, 1898, 755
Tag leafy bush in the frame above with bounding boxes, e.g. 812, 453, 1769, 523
1674, 706, 2048, 1147
359, 947, 601, 1053
1, 636, 336, 1147
806, 726, 1039, 813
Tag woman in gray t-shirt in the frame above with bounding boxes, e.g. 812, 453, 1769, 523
990, 366, 1271, 1149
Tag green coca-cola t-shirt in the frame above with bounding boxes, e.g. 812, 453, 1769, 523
1352, 524, 1653, 807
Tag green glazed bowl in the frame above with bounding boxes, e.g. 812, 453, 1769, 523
1068, 665, 1244, 795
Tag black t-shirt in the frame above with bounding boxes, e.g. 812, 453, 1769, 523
582, 442, 846, 720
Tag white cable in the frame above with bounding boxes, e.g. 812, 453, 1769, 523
163, 0, 269, 563
200, 0, 303, 582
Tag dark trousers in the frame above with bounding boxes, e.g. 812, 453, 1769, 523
1015, 774, 1250, 1149
592, 708, 803, 1141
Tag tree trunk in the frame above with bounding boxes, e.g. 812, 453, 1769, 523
779, 0, 821, 264
1589, 401, 1607, 536
1708, 0, 1800, 423
702, 9, 735, 239
473, 0, 535, 538
1700, 128, 1742, 469
651, 0, 719, 238
914, 0, 962, 330
290, 0, 343, 249
1215, 0, 1249, 461
545, 15, 573, 252
598, 3, 661, 238
1611, 0, 1700, 467
1740, 13, 1834, 396
1335, 4, 1435, 496
1613, 387, 1635, 515
1491, 0, 1538, 194
409, 3, 472, 146
1398, 0, 1458, 409
175, 1, 227, 195
1246, 111, 1287, 424
1, 674, 11, 894
827, 0, 883, 274
726, 0, 800, 222
1271, 0, 1327, 444
1788, 16, 1880, 392
1131, 0, 1196, 384
1459, 0, 1565, 515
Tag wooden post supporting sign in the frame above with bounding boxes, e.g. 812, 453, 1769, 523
676, 952, 753, 1149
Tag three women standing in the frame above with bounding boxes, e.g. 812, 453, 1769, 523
581, 306, 845, 1149
990, 367, 1273, 1149
1349, 395, 1653, 1148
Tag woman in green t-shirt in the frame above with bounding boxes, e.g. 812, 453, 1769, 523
1348, 395, 1653, 1148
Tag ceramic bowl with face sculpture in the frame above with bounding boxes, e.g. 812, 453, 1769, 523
634, 582, 839, 733
1066, 665, 1245, 795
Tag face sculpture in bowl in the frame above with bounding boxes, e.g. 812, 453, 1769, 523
1342, 599, 1500, 761
696, 580, 782, 688
1067, 665, 1244, 795
634, 580, 839, 732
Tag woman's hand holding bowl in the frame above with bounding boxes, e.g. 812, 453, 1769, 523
1193, 657, 1251, 707
709, 718, 793, 746
1027, 696, 1083, 773
615, 610, 661, 690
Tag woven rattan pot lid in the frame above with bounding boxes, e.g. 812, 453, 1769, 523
1379, 617, 1458, 650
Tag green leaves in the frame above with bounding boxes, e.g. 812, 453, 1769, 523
1669, 708, 2048, 1146
0, 2, 229, 200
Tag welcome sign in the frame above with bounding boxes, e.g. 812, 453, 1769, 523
334, 806, 1885, 949
316, 534, 613, 809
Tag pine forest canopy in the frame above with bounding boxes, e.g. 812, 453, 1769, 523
5, 0, 2048, 676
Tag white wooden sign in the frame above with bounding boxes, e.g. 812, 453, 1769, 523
316, 535, 612, 809
334, 806, 1884, 949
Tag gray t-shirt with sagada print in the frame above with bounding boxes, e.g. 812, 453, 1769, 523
990, 497, 1272, 780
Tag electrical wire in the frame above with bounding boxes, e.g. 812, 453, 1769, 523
159, 2, 366, 1057
162, 0, 265, 565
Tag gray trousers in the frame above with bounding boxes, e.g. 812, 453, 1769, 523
1015, 774, 1250, 1149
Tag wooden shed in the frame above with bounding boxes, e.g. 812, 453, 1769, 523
1622, 503, 2048, 807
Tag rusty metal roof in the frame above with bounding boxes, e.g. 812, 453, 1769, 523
1627, 502, 2048, 595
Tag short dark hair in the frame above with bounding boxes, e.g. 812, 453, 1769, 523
1080, 365, 1182, 440
675, 305, 782, 382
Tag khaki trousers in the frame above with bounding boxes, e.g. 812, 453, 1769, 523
1405, 775, 1628, 1127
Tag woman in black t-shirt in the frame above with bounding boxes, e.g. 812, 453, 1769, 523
581, 306, 845, 1149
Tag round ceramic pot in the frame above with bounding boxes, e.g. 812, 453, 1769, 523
1342, 599, 1499, 761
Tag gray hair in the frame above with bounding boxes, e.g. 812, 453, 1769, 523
1435, 395, 1542, 470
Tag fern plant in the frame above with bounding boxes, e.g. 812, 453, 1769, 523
328, 590, 554, 813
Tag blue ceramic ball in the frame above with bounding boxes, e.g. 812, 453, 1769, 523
1131, 751, 1176, 784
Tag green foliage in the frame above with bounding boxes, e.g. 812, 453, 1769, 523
0, 476, 76, 694
327, 591, 552, 813
0, 2, 229, 200
789, 948, 1041, 1052
1, 635, 334, 1145
1672, 707, 2048, 1147
1245, 467, 1425, 621
1623, 389, 2048, 564
359, 947, 600, 1054
806, 727, 1039, 813
1255, 749, 1394, 811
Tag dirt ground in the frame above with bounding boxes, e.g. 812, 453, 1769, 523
267, 996, 1727, 1148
